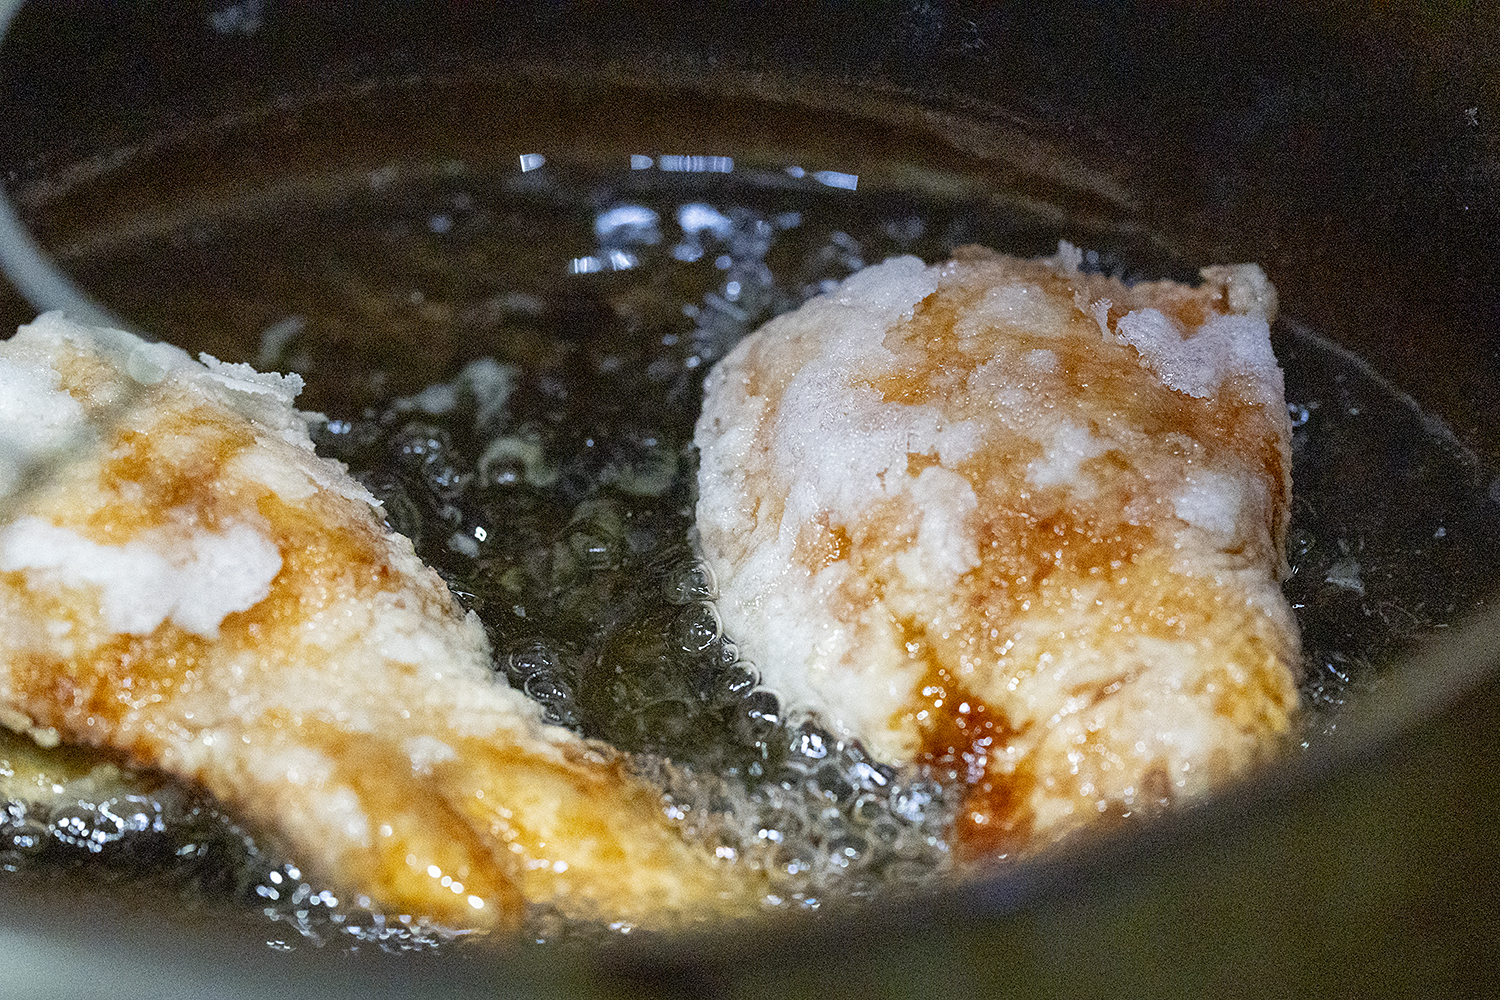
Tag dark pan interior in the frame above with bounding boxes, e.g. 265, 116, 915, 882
2, 3, 1499, 997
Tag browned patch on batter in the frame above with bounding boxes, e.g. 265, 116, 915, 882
793, 514, 851, 574
253, 488, 400, 617
905, 451, 941, 477
900, 618, 1034, 860
4, 629, 211, 760
52, 343, 139, 416
438, 738, 656, 912
874, 285, 994, 406
423, 733, 751, 925
289, 722, 529, 929
872, 291, 970, 405
90, 413, 258, 540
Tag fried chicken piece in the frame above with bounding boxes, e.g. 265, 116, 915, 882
694, 245, 1300, 856
0, 313, 757, 931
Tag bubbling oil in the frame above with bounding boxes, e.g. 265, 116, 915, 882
4, 149, 1499, 951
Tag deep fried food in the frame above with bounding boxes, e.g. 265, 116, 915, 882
0, 314, 757, 930
694, 245, 1300, 855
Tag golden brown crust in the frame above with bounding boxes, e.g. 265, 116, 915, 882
1, 316, 761, 931
695, 247, 1299, 857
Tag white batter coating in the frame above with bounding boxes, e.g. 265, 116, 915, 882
0, 314, 758, 931
695, 245, 1300, 854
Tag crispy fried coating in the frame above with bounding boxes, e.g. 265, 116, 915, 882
0, 314, 758, 931
695, 245, 1299, 855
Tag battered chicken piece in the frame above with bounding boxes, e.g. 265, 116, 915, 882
0, 313, 757, 931
695, 245, 1300, 856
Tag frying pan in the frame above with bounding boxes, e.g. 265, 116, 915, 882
2, 3, 1499, 997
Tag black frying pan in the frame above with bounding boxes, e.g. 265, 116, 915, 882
2, 3, 1499, 997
